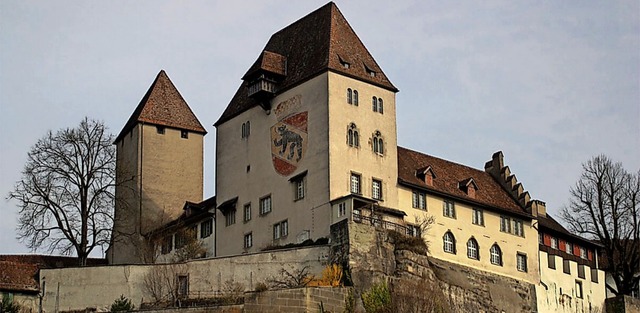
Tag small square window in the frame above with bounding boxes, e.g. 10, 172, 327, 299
412, 191, 426, 210
181, 130, 189, 139
156, 126, 165, 134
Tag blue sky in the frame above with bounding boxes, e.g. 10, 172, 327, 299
1, 1, 638, 256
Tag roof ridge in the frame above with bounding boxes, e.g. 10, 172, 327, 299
398, 146, 489, 176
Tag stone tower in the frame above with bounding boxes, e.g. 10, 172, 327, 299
213, 3, 399, 256
109, 70, 207, 264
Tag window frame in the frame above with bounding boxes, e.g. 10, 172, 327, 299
273, 220, 288, 240
372, 179, 382, 200
516, 253, 528, 272
350, 173, 361, 194
490, 244, 502, 266
181, 130, 189, 139
472, 208, 484, 226
338, 202, 347, 217
156, 126, 165, 134
500, 216, 511, 233
347, 88, 353, 104
467, 238, 479, 260
548, 254, 556, 269
372, 96, 378, 112
259, 195, 272, 215
575, 280, 583, 299
443, 232, 456, 254
551, 237, 558, 249
512, 219, 525, 237
200, 219, 213, 238
353, 90, 359, 106
244, 232, 253, 249
443, 200, 456, 218
243, 203, 252, 222
225, 209, 236, 226
293, 176, 305, 201
412, 191, 426, 210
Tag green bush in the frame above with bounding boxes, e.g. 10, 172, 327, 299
361, 281, 392, 313
1, 294, 22, 313
110, 294, 135, 312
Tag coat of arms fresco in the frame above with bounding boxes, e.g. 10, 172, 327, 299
271, 95, 307, 176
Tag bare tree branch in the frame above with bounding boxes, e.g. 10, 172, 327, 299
8, 117, 116, 266
560, 155, 640, 296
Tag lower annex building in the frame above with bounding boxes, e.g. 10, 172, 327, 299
108, 2, 606, 312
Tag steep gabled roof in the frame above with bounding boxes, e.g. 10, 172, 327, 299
215, 2, 397, 126
115, 70, 207, 142
397, 146, 530, 217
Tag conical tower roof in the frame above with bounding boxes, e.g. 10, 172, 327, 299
215, 2, 397, 126
116, 70, 206, 142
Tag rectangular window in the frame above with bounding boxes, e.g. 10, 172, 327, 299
548, 254, 556, 269
273, 220, 288, 240
500, 216, 511, 233
177, 275, 189, 298
575, 281, 583, 299
566, 242, 573, 254
551, 237, 558, 249
241, 121, 251, 139
580, 247, 587, 259
161, 235, 173, 254
516, 253, 527, 272
407, 225, 421, 237
578, 264, 586, 279
472, 208, 484, 226
156, 126, 165, 134
372, 179, 382, 200
350, 173, 361, 194
244, 233, 253, 249
260, 196, 272, 215
591, 268, 599, 283
563, 259, 571, 274
513, 219, 524, 237
443, 200, 455, 218
200, 219, 213, 238
225, 209, 236, 226
244, 203, 251, 222
175, 232, 186, 249
412, 191, 426, 210
181, 130, 189, 139
353, 208, 361, 222
294, 177, 305, 200
338, 202, 347, 217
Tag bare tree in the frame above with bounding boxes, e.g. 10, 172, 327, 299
560, 155, 640, 296
8, 118, 116, 266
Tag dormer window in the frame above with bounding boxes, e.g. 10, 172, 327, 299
459, 178, 479, 198
364, 64, 376, 77
338, 54, 351, 69
416, 166, 436, 186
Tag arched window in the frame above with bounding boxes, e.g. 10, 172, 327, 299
372, 96, 378, 112
467, 238, 479, 260
443, 232, 456, 254
353, 90, 359, 106
347, 88, 353, 104
372, 131, 384, 155
490, 244, 502, 266
347, 123, 359, 148
378, 98, 383, 114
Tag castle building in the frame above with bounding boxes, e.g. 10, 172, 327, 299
108, 70, 209, 264
108, 2, 606, 311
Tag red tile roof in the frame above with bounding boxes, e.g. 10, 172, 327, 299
0, 255, 106, 293
397, 146, 530, 218
215, 2, 397, 126
115, 70, 207, 142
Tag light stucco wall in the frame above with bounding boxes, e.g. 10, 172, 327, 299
536, 250, 606, 313
215, 73, 331, 256
111, 124, 204, 264
327, 72, 399, 207
40, 246, 329, 312
398, 185, 540, 284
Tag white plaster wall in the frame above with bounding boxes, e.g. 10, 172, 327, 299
536, 250, 606, 313
215, 74, 330, 256
40, 246, 329, 312
398, 186, 540, 284
327, 72, 399, 208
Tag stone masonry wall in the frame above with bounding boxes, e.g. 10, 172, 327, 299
244, 287, 351, 313
606, 295, 640, 313
345, 221, 537, 313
